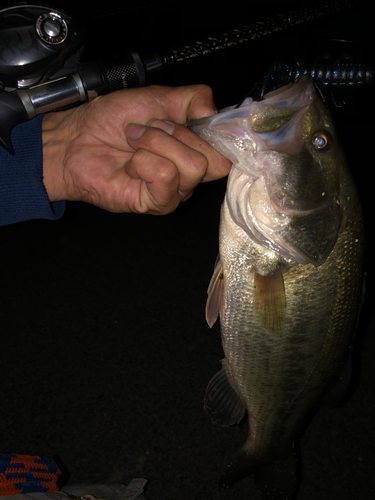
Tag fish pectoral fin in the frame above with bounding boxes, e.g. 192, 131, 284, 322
253, 264, 286, 333
204, 359, 246, 426
205, 256, 224, 328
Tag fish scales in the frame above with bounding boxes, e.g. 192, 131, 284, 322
220, 178, 363, 459
189, 76, 364, 498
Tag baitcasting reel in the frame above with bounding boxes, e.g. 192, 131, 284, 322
0, 1, 372, 154
0, 3, 165, 154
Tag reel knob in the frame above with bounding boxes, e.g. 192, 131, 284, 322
36, 12, 68, 45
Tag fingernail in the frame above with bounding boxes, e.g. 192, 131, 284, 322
126, 123, 147, 140
147, 119, 175, 135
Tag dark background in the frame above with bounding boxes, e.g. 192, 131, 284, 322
1, 1, 374, 499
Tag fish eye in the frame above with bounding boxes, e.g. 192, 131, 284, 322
312, 131, 332, 152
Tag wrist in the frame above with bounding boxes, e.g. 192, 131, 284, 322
41, 110, 74, 202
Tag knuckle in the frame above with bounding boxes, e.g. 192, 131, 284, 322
131, 149, 178, 186
154, 160, 178, 184
129, 148, 149, 167
197, 84, 214, 98
187, 83, 214, 100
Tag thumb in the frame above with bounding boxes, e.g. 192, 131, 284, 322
158, 84, 218, 124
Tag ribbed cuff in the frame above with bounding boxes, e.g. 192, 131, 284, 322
0, 115, 65, 226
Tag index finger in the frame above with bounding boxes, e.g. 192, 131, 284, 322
148, 84, 220, 123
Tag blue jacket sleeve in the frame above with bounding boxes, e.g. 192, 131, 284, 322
0, 115, 65, 226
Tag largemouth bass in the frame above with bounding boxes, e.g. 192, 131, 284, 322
189, 76, 364, 499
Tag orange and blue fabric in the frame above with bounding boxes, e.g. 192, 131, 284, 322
0, 454, 64, 496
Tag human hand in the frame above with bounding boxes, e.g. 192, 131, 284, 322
42, 85, 231, 215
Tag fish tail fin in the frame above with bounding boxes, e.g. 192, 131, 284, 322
254, 454, 298, 500
220, 447, 298, 500
219, 447, 258, 488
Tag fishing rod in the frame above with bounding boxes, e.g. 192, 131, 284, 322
235, 52, 375, 108
0, 0, 369, 154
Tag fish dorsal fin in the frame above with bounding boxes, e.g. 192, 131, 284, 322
253, 264, 286, 333
205, 256, 224, 328
204, 359, 246, 427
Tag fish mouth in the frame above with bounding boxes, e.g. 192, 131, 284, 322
261, 75, 315, 107
248, 76, 316, 157
189, 76, 316, 169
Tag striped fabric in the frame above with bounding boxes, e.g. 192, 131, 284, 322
0, 454, 63, 496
